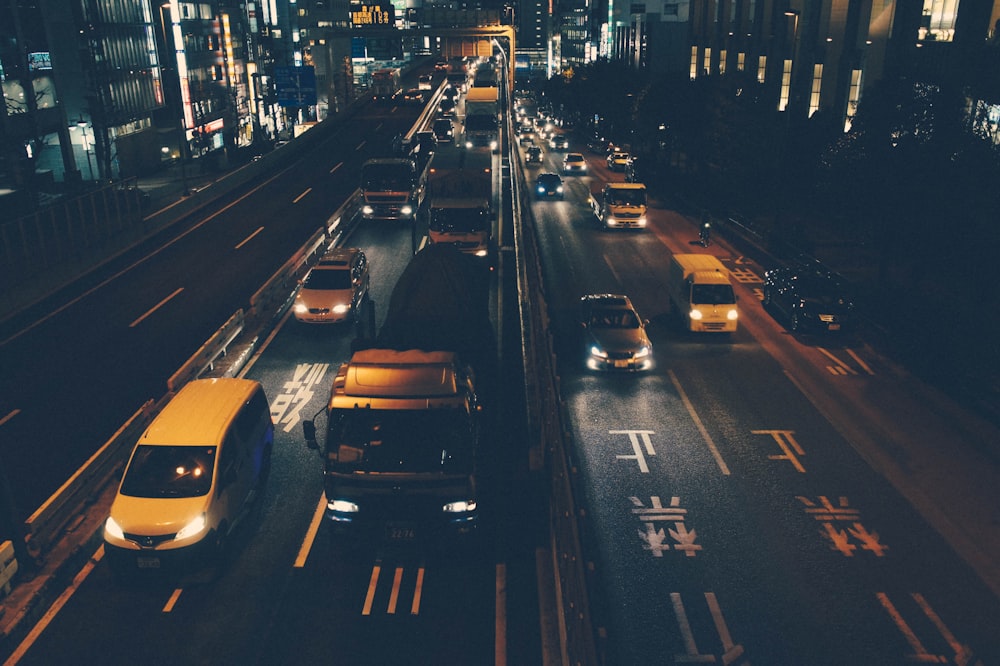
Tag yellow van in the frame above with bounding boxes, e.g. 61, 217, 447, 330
104, 378, 273, 575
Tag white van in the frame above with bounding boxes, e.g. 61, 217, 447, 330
104, 378, 273, 575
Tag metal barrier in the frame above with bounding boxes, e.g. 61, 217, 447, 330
0, 541, 17, 600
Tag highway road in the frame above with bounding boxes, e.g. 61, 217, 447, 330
3, 80, 1000, 666
523, 136, 1000, 664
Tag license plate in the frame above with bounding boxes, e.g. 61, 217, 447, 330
137, 556, 161, 569
828, 324, 841, 331
613, 359, 630, 368
386, 525, 416, 541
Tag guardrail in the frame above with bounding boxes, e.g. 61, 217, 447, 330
0, 541, 17, 598
509, 110, 603, 663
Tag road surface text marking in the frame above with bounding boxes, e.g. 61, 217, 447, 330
797, 496, 888, 557
670, 592, 748, 664
631, 496, 701, 558
728, 267, 761, 283
129, 287, 184, 328
610, 430, 656, 473
877, 592, 979, 664
752, 429, 805, 472
272, 363, 329, 433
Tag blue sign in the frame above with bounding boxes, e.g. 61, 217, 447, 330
274, 66, 317, 107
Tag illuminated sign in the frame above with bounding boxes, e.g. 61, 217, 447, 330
28, 52, 52, 71
351, 3, 394, 26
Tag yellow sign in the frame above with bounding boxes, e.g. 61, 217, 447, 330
351, 4, 393, 26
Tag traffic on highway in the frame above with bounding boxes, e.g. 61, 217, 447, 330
1, 54, 999, 666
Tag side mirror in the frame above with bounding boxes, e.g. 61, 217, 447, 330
303, 420, 318, 450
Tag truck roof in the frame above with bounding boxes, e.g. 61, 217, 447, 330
465, 87, 498, 102
605, 182, 646, 190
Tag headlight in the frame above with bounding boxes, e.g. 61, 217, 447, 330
590, 345, 608, 359
537, 185, 545, 194
105, 516, 125, 541
400, 205, 413, 216
328, 499, 359, 513
689, 309, 703, 320
637, 216, 647, 226
175, 514, 207, 541
361, 205, 374, 215
465, 140, 473, 149
293, 302, 307, 314
474, 249, 489, 257
556, 186, 564, 193
606, 217, 618, 225
635, 346, 650, 358
332, 304, 349, 314
727, 309, 739, 321
443, 500, 477, 513
490, 140, 498, 150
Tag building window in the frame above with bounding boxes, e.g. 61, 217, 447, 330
757, 55, 766, 83
703, 47, 711, 75
737, 52, 745, 72
719, 49, 726, 75
920, 0, 958, 42
809, 63, 823, 117
844, 68, 863, 132
779, 59, 791, 110
690, 46, 698, 80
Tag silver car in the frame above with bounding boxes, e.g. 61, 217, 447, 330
580, 294, 653, 371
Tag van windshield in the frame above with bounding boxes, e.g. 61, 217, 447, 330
120, 445, 216, 498
691, 284, 736, 305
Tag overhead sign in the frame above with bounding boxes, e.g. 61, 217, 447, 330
351, 3, 394, 26
274, 66, 317, 107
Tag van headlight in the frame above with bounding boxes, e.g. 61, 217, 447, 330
443, 500, 477, 513
105, 516, 125, 541
727, 309, 739, 320
689, 310, 703, 320
400, 205, 413, 216
175, 514, 207, 541
361, 205, 374, 216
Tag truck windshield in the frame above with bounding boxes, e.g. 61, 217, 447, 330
464, 115, 497, 130
120, 445, 216, 498
608, 190, 646, 206
429, 208, 491, 232
691, 284, 736, 305
362, 164, 414, 189
327, 409, 474, 474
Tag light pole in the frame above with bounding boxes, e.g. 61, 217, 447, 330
74, 117, 95, 180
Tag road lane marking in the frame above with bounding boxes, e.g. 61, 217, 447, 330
0, 409, 20, 427
846, 348, 875, 375
362, 564, 381, 615
162, 588, 183, 613
129, 287, 184, 328
496, 563, 506, 665
411, 566, 425, 615
387, 566, 404, 614
356, 140, 366, 151
235, 226, 264, 249
294, 494, 327, 568
877, 592, 935, 660
329, 162, 342, 174
669, 370, 731, 475
818, 347, 857, 375
293, 187, 312, 203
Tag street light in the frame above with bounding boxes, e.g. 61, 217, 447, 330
74, 117, 95, 180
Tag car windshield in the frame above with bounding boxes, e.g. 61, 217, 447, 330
691, 283, 736, 305
590, 309, 639, 329
539, 176, 560, 187
327, 409, 474, 473
304, 268, 351, 290
120, 445, 216, 498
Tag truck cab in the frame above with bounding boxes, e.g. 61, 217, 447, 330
590, 183, 648, 229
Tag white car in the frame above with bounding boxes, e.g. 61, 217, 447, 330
294, 248, 369, 324
563, 153, 588, 174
